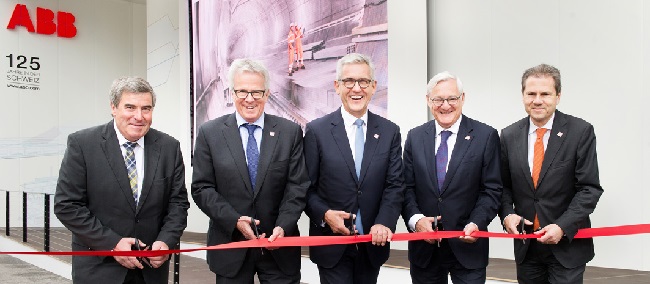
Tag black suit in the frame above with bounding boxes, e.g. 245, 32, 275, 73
499, 110, 603, 277
401, 115, 502, 282
54, 121, 189, 284
191, 113, 309, 280
303, 109, 404, 282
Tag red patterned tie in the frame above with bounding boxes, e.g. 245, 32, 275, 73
532, 128, 547, 230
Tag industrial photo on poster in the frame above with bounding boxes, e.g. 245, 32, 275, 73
189, 0, 388, 144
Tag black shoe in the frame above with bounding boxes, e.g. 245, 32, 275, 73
300, 65, 305, 69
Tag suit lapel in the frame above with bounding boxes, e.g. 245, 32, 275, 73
514, 118, 535, 190
100, 122, 137, 212
423, 121, 441, 195
223, 114, 255, 196
138, 130, 160, 213
253, 115, 279, 198
537, 111, 567, 188
359, 112, 380, 186
441, 116, 472, 194
330, 111, 359, 184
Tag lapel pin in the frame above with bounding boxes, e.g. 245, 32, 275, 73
465, 135, 471, 140
557, 132, 563, 137
374, 134, 379, 139
270, 132, 275, 137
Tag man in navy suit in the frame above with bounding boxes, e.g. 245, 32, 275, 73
303, 53, 404, 284
401, 71, 502, 283
499, 64, 603, 283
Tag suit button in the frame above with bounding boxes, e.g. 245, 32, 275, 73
438, 198, 442, 202
135, 219, 140, 223
358, 191, 362, 196
534, 199, 539, 203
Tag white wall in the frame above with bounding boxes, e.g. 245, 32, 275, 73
429, 0, 650, 270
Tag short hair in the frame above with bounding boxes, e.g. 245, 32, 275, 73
427, 71, 464, 96
521, 63, 561, 94
109, 76, 156, 107
336, 53, 375, 81
228, 58, 270, 90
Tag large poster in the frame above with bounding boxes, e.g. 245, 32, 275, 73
190, 0, 388, 143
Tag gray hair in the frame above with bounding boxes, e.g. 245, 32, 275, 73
109, 76, 156, 107
521, 63, 561, 94
228, 58, 270, 90
427, 71, 464, 96
336, 53, 375, 81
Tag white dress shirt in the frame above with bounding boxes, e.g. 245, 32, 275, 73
340, 108, 368, 162
527, 113, 554, 175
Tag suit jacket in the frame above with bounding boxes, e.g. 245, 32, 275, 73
191, 113, 309, 277
54, 121, 189, 284
499, 110, 603, 268
401, 115, 502, 270
303, 109, 404, 269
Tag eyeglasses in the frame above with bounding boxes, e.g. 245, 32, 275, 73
233, 89, 266, 99
339, 78, 373, 89
429, 95, 462, 107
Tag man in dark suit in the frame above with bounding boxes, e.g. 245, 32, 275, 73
54, 76, 190, 284
499, 64, 604, 283
191, 58, 310, 283
401, 71, 502, 283
303, 53, 404, 284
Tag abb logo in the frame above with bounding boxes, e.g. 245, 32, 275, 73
6, 4, 77, 38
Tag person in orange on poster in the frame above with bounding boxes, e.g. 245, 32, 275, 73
293, 23, 305, 69
287, 23, 297, 76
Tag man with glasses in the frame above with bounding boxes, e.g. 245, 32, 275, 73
401, 71, 502, 283
303, 53, 404, 283
192, 58, 310, 283
499, 64, 603, 283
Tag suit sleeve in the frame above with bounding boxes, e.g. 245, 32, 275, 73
274, 125, 310, 233
499, 129, 516, 224
191, 125, 241, 235
54, 134, 122, 251
468, 128, 503, 229
303, 124, 330, 222
555, 124, 603, 239
400, 130, 421, 231
374, 126, 405, 232
156, 141, 190, 248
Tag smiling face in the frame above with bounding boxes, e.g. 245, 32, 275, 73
111, 92, 154, 142
335, 63, 376, 118
523, 75, 560, 127
428, 79, 464, 129
233, 71, 268, 123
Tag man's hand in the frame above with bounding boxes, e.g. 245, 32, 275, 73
324, 210, 354, 235
503, 214, 532, 234
113, 238, 145, 269
369, 224, 393, 246
459, 222, 479, 243
415, 216, 441, 244
535, 224, 564, 244
146, 241, 169, 268
236, 216, 266, 240
267, 226, 285, 250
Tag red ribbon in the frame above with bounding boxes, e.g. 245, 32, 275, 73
3, 224, 650, 257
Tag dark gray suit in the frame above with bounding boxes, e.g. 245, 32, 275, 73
499, 110, 604, 269
54, 121, 189, 284
191, 113, 309, 278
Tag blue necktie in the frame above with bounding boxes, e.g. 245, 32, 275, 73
353, 118, 364, 234
123, 142, 138, 202
436, 131, 451, 193
244, 124, 259, 191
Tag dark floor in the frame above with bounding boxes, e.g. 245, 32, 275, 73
5, 228, 650, 283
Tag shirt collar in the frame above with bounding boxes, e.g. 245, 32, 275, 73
236, 112, 265, 129
528, 112, 555, 135
340, 108, 368, 127
113, 120, 145, 148
434, 116, 462, 136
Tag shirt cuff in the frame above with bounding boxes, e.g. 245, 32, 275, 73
408, 214, 425, 231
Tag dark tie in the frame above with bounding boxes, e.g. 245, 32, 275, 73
436, 130, 451, 192
245, 124, 260, 191
532, 127, 547, 230
123, 141, 138, 202
353, 118, 364, 234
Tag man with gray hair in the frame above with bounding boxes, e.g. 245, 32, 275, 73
401, 71, 502, 283
304, 53, 404, 283
192, 58, 309, 283
55, 76, 190, 283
